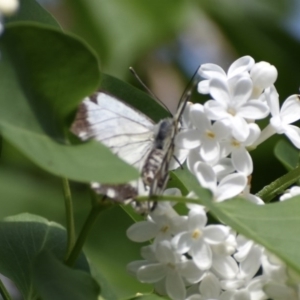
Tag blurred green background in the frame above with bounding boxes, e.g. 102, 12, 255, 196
2, 0, 300, 298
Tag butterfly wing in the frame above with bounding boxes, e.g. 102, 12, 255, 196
71, 92, 156, 200
71, 92, 155, 169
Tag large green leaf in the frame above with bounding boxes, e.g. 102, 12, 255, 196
0, 23, 138, 183
0, 122, 137, 183
0, 213, 90, 299
33, 251, 99, 300
176, 170, 300, 275
86, 206, 152, 300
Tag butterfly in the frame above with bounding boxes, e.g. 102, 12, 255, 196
70, 82, 193, 212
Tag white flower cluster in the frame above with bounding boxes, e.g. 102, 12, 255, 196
126, 56, 300, 300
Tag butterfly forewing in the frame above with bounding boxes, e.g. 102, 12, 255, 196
71, 92, 155, 170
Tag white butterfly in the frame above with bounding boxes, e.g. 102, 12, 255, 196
71, 89, 191, 211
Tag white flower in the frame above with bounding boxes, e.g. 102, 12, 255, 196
220, 275, 268, 300
210, 231, 239, 280
234, 235, 263, 281
187, 147, 234, 180
204, 76, 269, 141
186, 273, 232, 300
250, 61, 278, 98
194, 162, 247, 202
0, 0, 18, 15
128, 241, 204, 300
280, 186, 300, 201
127, 189, 186, 244
172, 209, 230, 270
254, 86, 300, 148
220, 123, 260, 176
240, 183, 264, 204
261, 251, 300, 300
263, 281, 300, 300
198, 56, 255, 94
176, 104, 231, 162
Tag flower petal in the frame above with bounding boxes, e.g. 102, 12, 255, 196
283, 125, 300, 149
180, 260, 205, 284
239, 246, 262, 280
172, 231, 193, 254
166, 271, 186, 300
176, 130, 201, 149
199, 63, 226, 79
215, 173, 247, 202
230, 115, 250, 141
137, 263, 167, 283
204, 100, 228, 120
197, 79, 210, 94
194, 162, 217, 193
227, 56, 255, 78
204, 225, 230, 244
190, 104, 208, 131
126, 221, 158, 242
212, 254, 238, 279
199, 273, 221, 298
190, 239, 212, 270
231, 77, 253, 107
210, 77, 231, 105
265, 85, 280, 117
200, 138, 220, 162
238, 100, 269, 119
280, 94, 300, 124
232, 147, 253, 176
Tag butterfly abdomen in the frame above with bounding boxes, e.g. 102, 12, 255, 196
142, 148, 165, 186
142, 118, 174, 186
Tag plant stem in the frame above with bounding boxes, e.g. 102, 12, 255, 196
0, 278, 12, 300
62, 177, 75, 259
136, 194, 202, 204
256, 165, 300, 202
65, 203, 103, 267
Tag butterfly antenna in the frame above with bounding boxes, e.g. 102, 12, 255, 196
129, 67, 172, 115
176, 66, 200, 118
179, 66, 200, 103
172, 155, 184, 169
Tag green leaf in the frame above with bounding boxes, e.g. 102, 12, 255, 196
274, 139, 300, 170
33, 251, 100, 300
0, 122, 138, 184
6, 0, 60, 28
0, 213, 90, 299
86, 206, 152, 300
212, 198, 300, 275
0, 23, 138, 183
180, 170, 300, 275
174, 166, 300, 274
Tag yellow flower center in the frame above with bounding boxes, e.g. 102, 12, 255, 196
206, 130, 215, 139
227, 107, 236, 116
231, 139, 240, 148
160, 225, 169, 233
192, 229, 202, 239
